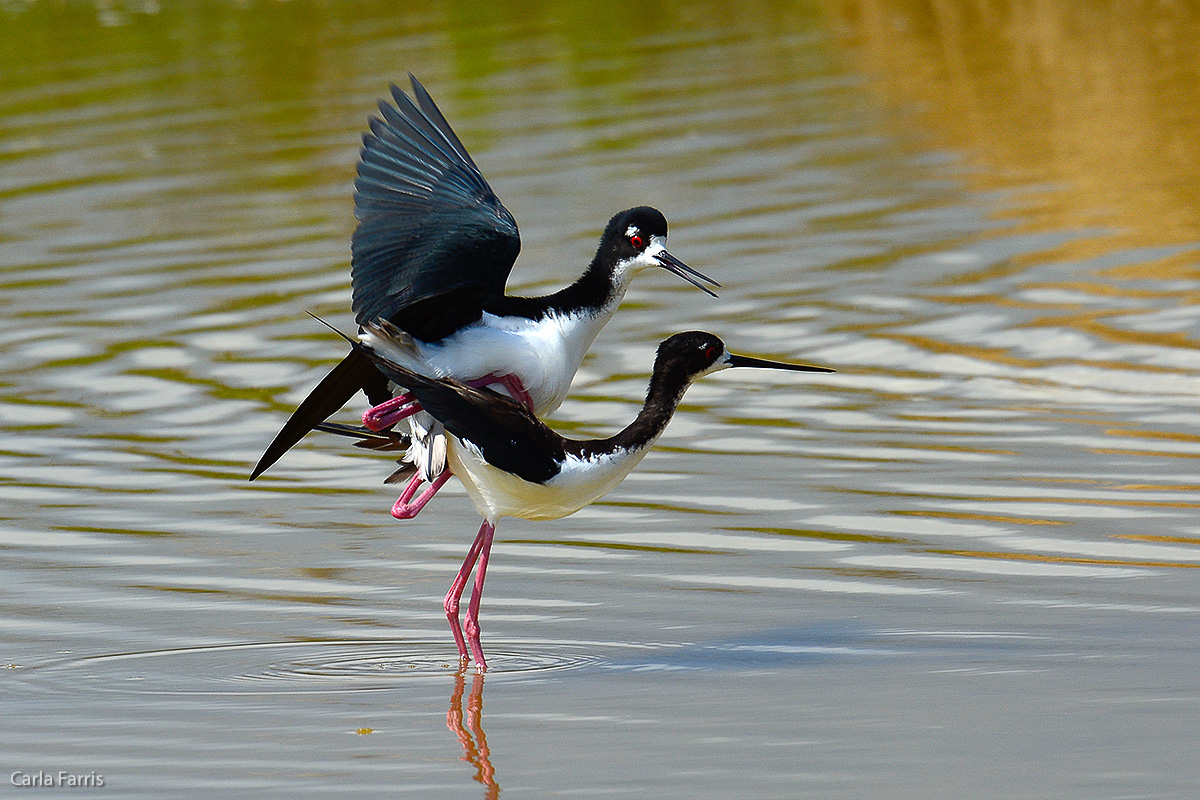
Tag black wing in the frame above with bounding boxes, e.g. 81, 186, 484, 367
361, 345, 565, 484
352, 75, 521, 342
251, 77, 517, 481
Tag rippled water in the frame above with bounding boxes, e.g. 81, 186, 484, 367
3, 1, 1200, 797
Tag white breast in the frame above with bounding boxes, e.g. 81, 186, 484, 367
425, 309, 612, 415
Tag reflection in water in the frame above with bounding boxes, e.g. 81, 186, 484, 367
826, 0, 1200, 410
447, 673, 499, 800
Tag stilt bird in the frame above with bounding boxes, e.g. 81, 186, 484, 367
350, 322, 833, 671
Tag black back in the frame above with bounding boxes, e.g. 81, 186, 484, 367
352, 76, 521, 341
362, 345, 566, 484
348, 328, 832, 491
356, 331, 725, 486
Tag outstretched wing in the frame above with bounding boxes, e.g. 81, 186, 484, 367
359, 337, 565, 484
352, 75, 521, 342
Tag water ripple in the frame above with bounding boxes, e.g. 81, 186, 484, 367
15, 640, 617, 695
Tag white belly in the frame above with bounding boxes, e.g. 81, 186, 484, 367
367, 309, 610, 416
447, 437, 652, 521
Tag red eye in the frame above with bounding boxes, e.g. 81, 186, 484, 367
629, 234, 644, 249
704, 346, 717, 359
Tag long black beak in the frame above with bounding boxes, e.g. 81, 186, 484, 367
655, 250, 720, 297
728, 353, 835, 373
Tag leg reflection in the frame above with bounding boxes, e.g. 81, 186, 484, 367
447, 672, 499, 799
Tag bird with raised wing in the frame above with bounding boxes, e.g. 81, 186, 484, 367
251, 76, 718, 523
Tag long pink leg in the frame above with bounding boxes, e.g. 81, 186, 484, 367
390, 471, 452, 519
463, 520, 497, 672
444, 520, 493, 665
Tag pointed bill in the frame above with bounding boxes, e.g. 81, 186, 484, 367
653, 250, 720, 297
727, 353, 835, 373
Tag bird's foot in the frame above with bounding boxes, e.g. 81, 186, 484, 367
446, 602, 485, 672
363, 392, 421, 431
464, 617, 488, 673
446, 609, 470, 664
390, 471, 452, 519
499, 374, 535, 411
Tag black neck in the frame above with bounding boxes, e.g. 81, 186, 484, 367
571, 363, 693, 460
484, 257, 618, 321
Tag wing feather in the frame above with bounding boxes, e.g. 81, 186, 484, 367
351, 76, 520, 341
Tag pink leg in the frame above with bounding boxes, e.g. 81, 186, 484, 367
499, 374, 535, 411
390, 471, 452, 519
363, 392, 420, 431
376, 375, 530, 522
367, 375, 532, 432
463, 520, 497, 672
444, 520, 493, 665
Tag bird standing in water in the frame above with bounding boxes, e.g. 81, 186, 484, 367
251, 76, 718, 523
349, 323, 833, 671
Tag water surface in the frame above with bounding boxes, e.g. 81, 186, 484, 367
2, 1, 1200, 797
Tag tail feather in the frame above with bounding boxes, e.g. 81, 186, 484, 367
250, 349, 380, 480
314, 421, 411, 452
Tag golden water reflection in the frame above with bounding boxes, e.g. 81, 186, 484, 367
833, 0, 1200, 254
815, 4, 1200, 564
3, 2, 1200, 795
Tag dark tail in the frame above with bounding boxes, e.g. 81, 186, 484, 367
250, 349, 386, 480
314, 421, 410, 451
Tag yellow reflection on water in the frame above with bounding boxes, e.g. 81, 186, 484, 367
932, 548, 1200, 570
832, 0, 1200, 252
1118, 533, 1200, 546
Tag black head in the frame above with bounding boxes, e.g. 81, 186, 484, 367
655, 331, 835, 383
593, 207, 719, 296
653, 331, 729, 380
607, 206, 669, 248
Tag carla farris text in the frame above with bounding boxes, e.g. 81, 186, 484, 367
11, 771, 104, 788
